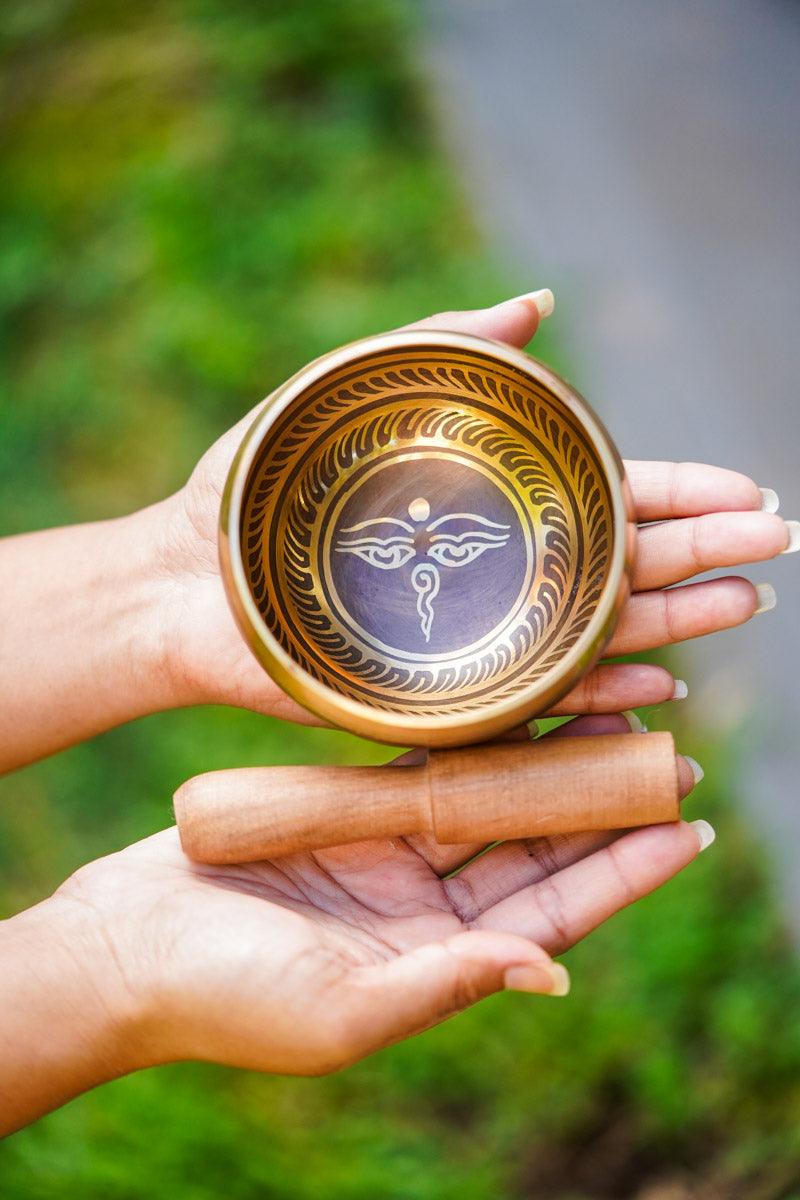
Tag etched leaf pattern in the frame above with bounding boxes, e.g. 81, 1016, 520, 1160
242, 356, 612, 715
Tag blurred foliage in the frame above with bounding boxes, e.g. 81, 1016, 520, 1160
1, 2, 800, 1197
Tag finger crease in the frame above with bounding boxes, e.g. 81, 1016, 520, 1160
661, 589, 680, 644
689, 517, 707, 575
532, 874, 571, 951
444, 874, 481, 925
523, 836, 563, 879
604, 840, 639, 908
668, 461, 681, 518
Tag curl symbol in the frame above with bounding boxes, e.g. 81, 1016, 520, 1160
411, 563, 440, 643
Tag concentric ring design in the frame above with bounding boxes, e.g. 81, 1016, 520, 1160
237, 344, 616, 719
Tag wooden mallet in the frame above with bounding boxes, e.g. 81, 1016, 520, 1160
175, 733, 690, 864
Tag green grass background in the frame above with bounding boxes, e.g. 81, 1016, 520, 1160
1, 3, 800, 1196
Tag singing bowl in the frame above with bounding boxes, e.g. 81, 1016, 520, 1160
220, 330, 636, 747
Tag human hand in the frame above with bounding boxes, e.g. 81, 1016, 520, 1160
3, 291, 793, 773
0, 715, 709, 1134
156, 291, 796, 724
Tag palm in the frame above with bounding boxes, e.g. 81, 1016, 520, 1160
197, 834, 466, 955
114, 828, 474, 998
72, 827, 475, 1074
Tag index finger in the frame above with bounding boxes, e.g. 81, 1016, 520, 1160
403, 289, 554, 348
471, 819, 709, 956
625, 460, 767, 521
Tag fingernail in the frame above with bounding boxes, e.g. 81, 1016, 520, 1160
691, 819, 716, 852
672, 679, 689, 700
504, 961, 571, 997
684, 756, 704, 785
622, 710, 647, 733
527, 719, 540, 739
754, 582, 777, 614
780, 520, 800, 554
759, 487, 780, 513
506, 288, 555, 320
548, 963, 571, 996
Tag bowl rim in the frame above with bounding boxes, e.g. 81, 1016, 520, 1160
219, 328, 634, 747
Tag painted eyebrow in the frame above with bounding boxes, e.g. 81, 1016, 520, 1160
339, 517, 415, 534
335, 535, 414, 548
429, 529, 510, 544
426, 513, 510, 531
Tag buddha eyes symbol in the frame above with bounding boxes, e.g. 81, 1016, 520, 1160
334, 500, 510, 643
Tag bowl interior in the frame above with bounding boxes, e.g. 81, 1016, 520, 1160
238, 341, 618, 722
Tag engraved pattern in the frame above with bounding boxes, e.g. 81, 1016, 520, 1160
241, 352, 611, 716
334, 506, 511, 641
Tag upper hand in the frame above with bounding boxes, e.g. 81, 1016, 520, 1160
155, 295, 794, 724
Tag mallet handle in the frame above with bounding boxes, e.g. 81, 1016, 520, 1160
174, 733, 680, 864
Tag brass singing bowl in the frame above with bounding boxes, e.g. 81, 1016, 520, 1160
220, 330, 636, 747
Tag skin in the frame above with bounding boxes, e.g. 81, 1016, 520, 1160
0, 296, 792, 1134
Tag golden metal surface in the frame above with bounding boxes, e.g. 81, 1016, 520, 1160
220, 330, 635, 746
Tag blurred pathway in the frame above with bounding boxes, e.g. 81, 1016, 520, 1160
424, 1, 800, 924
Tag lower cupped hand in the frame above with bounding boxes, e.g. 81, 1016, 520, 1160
49, 715, 708, 1081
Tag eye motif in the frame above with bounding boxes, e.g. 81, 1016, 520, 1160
334, 536, 416, 571
335, 501, 511, 643
426, 530, 509, 569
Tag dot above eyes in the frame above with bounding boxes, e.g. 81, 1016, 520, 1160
408, 497, 430, 522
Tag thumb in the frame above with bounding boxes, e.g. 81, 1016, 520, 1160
344, 931, 569, 1058
403, 288, 555, 349
201, 290, 555, 489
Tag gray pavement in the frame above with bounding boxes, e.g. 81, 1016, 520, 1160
424, 1, 800, 922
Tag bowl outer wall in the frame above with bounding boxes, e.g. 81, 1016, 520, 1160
219, 329, 636, 747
